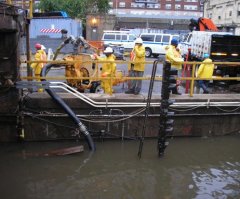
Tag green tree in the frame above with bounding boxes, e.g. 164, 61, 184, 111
38, 0, 110, 18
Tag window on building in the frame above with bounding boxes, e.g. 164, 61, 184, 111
184, 5, 198, 10
175, 4, 181, 10
131, 3, 136, 8
135, 0, 158, 2
229, 11, 232, 17
218, 16, 221, 20
119, 2, 125, 8
147, 4, 154, 8
147, 4, 160, 9
166, 4, 172, 9
175, 0, 181, 2
184, 0, 198, 2
131, 3, 145, 8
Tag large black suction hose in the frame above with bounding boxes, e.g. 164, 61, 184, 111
41, 64, 96, 151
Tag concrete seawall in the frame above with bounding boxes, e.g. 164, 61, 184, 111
1, 92, 239, 141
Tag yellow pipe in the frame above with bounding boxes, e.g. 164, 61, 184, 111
190, 64, 196, 97
21, 59, 240, 66
28, 0, 33, 19
7, 0, 12, 4
20, 76, 163, 81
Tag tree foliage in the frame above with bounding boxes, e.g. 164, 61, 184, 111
37, 0, 110, 18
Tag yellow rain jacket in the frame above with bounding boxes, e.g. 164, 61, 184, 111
31, 49, 46, 75
132, 45, 145, 72
165, 45, 183, 70
97, 54, 116, 94
101, 54, 116, 76
197, 58, 214, 78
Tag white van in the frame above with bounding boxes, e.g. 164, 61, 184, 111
101, 31, 137, 51
140, 33, 180, 57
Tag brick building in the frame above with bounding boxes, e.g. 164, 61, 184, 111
108, 0, 203, 30
110, 0, 203, 12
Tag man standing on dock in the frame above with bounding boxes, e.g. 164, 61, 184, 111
31, 43, 47, 92
196, 53, 214, 94
125, 38, 146, 95
165, 38, 183, 95
94, 47, 116, 94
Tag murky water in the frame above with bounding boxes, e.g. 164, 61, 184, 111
0, 135, 239, 199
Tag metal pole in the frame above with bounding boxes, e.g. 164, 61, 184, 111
190, 64, 196, 97
26, 21, 32, 80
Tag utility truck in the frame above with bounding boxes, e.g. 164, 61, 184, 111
178, 18, 240, 77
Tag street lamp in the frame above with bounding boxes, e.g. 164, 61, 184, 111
91, 17, 97, 27
90, 17, 98, 40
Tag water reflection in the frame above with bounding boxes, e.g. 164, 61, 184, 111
0, 135, 239, 199
192, 163, 240, 199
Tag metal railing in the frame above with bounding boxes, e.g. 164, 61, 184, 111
20, 59, 240, 96
5, 0, 33, 19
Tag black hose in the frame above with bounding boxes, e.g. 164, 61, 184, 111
41, 64, 96, 151
41, 63, 59, 78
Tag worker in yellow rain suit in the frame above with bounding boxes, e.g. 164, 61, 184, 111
94, 47, 116, 94
196, 53, 214, 94
165, 38, 183, 95
125, 37, 145, 95
31, 43, 47, 92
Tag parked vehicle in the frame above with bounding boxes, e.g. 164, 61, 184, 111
102, 30, 137, 51
178, 29, 240, 77
178, 17, 240, 78
140, 33, 179, 57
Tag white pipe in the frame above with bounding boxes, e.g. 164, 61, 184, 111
49, 82, 240, 108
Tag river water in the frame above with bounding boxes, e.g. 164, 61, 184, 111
0, 135, 239, 199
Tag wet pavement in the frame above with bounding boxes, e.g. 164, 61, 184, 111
0, 135, 239, 199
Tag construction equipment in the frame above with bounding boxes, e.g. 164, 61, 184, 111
46, 30, 124, 93
189, 17, 218, 31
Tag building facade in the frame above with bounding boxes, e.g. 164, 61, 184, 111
110, 0, 203, 12
204, 0, 240, 35
109, 0, 203, 30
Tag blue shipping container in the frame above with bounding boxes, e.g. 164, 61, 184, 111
30, 18, 82, 39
